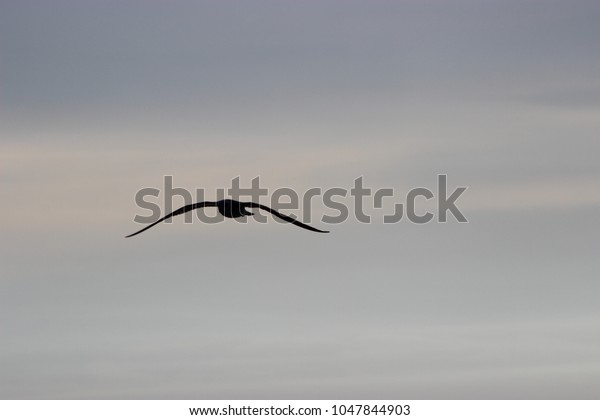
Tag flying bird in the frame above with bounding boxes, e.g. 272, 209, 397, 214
126, 199, 329, 237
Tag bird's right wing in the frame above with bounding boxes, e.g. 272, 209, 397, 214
246, 203, 329, 233
125, 201, 216, 238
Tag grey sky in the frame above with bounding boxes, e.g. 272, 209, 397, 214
1, 0, 599, 398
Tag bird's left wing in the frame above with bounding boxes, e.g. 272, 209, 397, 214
126, 201, 216, 238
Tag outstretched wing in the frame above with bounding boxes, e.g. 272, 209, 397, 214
245, 202, 329, 233
125, 201, 216, 238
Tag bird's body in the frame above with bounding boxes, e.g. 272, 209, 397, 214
126, 199, 328, 237
217, 199, 254, 218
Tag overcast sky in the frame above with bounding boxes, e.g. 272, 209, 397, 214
1, 0, 600, 398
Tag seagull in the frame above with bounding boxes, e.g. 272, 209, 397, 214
126, 199, 329, 237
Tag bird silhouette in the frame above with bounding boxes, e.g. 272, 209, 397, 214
126, 199, 329, 237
